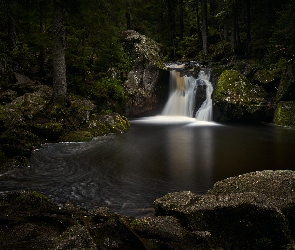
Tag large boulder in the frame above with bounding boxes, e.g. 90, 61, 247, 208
273, 101, 295, 127
122, 30, 169, 117
154, 170, 295, 249
213, 69, 268, 121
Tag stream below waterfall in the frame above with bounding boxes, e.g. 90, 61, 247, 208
1, 117, 295, 217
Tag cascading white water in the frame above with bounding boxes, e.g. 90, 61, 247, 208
162, 66, 213, 121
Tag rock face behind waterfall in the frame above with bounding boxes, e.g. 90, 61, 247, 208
122, 30, 169, 117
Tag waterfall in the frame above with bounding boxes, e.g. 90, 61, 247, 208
162, 66, 213, 121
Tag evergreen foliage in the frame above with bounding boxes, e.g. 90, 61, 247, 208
0, 0, 294, 112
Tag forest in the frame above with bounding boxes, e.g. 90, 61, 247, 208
2, 1, 295, 249
1, 0, 294, 107
0, 0, 295, 153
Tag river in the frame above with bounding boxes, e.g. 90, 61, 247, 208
1, 116, 295, 217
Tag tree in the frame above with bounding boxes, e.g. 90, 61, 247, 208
6, 1, 16, 50
53, 0, 67, 106
201, 0, 208, 55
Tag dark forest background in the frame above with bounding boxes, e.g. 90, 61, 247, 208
0, 0, 294, 105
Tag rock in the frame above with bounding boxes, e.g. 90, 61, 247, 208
2, 172, 295, 249
0, 83, 130, 166
273, 101, 295, 126
130, 216, 209, 249
60, 130, 93, 142
0, 128, 40, 156
122, 30, 169, 117
55, 225, 96, 250
253, 69, 276, 84
0, 89, 17, 104
154, 170, 295, 249
213, 69, 268, 121
34, 122, 63, 139
275, 63, 295, 102
0, 191, 148, 250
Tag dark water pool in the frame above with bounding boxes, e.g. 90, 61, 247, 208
1, 116, 295, 217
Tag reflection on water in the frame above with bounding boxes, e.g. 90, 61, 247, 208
1, 117, 295, 217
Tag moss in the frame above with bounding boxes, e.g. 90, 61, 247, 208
276, 76, 291, 102
60, 130, 93, 142
34, 122, 63, 140
88, 120, 111, 136
273, 101, 295, 126
214, 70, 267, 121
254, 69, 276, 84
0, 128, 40, 156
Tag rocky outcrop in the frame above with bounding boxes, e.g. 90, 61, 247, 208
0, 191, 147, 250
0, 82, 130, 174
213, 69, 268, 121
273, 101, 295, 127
273, 61, 295, 127
122, 30, 169, 117
154, 170, 295, 249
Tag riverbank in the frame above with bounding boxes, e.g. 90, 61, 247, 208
0, 80, 130, 175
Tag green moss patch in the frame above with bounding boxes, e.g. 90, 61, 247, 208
60, 130, 93, 142
274, 101, 295, 126
214, 70, 267, 121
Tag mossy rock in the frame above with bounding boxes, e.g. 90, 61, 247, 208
0, 154, 30, 174
34, 122, 63, 140
87, 114, 130, 136
60, 130, 93, 142
254, 69, 276, 84
273, 101, 295, 126
214, 69, 267, 121
0, 104, 26, 129
0, 128, 40, 156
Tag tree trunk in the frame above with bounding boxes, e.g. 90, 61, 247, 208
201, 0, 208, 55
126, 2, 131, 30
167, 0, 175, 52
195, 1, 202, 42
231, 1, 241, 54
7, 1, 17, 50
223, 17, 229, 41
179, 0, 184, 40
53, 0, 67, 106
245, 0, 251, 55
39, 0, 45, 74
